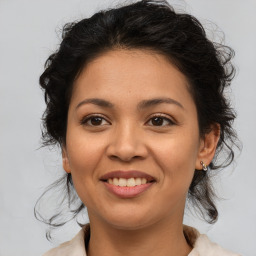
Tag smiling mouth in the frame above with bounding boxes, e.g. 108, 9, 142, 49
100, 170, 156, 187
102, 177, 155, 187
101, 177, 155, 198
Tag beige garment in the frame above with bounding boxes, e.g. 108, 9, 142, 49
43, 224, 240, 256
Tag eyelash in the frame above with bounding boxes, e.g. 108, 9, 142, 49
147, 114, 175, 126
80, 114, 175, 127
80, 114, 109, 126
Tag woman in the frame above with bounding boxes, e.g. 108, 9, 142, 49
37, 0, 240, 255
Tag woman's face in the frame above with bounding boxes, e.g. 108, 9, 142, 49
63, 49, 205, 229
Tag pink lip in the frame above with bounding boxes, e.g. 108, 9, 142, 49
99, 170, 155, 181
100, 170, 156, 198
103, 182, 155, 198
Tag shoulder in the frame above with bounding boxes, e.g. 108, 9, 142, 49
43, 224, 240, 256
42, 225, 89, 256
184, 225, 241, 256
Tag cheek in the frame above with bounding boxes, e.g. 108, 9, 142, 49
65, 130, 106, 200
152, 133, 199, 191
67, 128, 104, 171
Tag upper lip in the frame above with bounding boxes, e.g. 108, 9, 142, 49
100, 170, 156, 182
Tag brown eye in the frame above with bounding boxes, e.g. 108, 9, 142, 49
151, 117, 164, 126
147, 115, 174, 127
90, 117, 103, 126
81, 115, 109, 126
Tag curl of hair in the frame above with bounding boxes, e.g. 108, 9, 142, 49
35, 0, 240, 235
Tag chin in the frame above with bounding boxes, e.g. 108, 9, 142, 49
108, 219, 151, 231
102, 210, 157, 231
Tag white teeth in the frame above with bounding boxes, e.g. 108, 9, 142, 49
141, 178, 147, 184
107, 177, 151, 187
127, 178, 135, 187
113, 178, 119, 186
135, 178, 142, 186
119, 178, 127, 187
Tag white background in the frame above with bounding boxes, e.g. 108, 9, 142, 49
0, 0, 255, 255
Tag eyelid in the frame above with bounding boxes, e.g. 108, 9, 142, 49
146, 113, 176, 126
79, 113, 176, 126
80, 114, 111, 126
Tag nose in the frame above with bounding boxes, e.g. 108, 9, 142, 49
106, 122, 148, 162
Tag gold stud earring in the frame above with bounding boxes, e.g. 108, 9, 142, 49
200, 161, 208, 172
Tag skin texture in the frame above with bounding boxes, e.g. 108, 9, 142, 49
62, 49, 220, 256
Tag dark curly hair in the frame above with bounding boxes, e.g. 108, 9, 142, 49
35, 0, 239, 237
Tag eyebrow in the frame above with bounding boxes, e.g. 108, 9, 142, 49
76, 98, 114, 109
76, 97, 184, 110
137, 97, 184, 110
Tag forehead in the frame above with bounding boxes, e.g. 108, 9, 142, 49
71, 49, 195, 111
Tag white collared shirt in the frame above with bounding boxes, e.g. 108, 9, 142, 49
43, 224, 240, 256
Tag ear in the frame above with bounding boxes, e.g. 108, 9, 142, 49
195, 123, 220, 170
62, 147, 71, 174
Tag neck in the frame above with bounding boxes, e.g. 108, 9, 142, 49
87, 215, 192, 256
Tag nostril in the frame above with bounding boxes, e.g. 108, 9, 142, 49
109, 154, 140, 162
